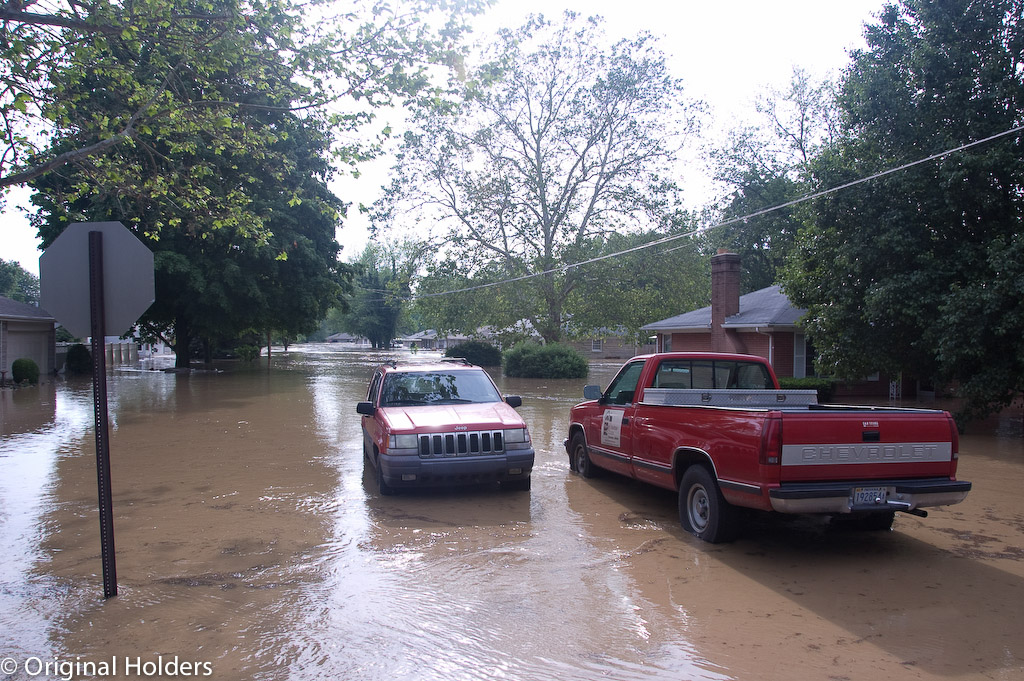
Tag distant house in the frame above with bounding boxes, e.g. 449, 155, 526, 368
0, 296, 57, 381
325, 332, 371, 347
565, 328, 656, 361
641, 251, 811, 378
402, 329, 472, 351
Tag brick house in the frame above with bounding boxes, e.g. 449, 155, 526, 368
640, 251, 910, 398
640, 251, 812, 378
565, 329, 657, 361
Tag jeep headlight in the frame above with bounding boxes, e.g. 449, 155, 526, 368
503, 427, 529, 444
389, 434, 419, 450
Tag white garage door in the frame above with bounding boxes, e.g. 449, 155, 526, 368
4, 329, 49, 377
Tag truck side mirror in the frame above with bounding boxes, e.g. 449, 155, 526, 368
583, 385, 603, 401
356, 402, 376, 416
504, 395, 522, 408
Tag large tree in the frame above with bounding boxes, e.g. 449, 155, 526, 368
710, 69, 838, 292
33, 102, 349, 366
22, 0, 479, 366
377, 12, 702, 343
784, 0, 1024, 421
339, 243, 417, 349
1, 0, 481, 200
0, 259, 38, 303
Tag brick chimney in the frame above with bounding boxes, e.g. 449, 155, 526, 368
711, 249, 741, 352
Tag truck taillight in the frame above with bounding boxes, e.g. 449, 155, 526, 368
948, 413, 960, 463
760, 414, 783, 466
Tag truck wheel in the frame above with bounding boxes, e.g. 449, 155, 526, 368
570, 433, 599, 478
679, 466, 739, 543
376, 455, 395, 496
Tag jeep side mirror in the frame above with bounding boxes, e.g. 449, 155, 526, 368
356, 402, 376, 416
583, 385, 603, 401
505, 395, 522, 408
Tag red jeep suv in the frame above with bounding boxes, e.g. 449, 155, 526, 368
356, 359, 534, 494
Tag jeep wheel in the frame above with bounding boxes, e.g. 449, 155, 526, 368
679, 466, 738, 543
376, 456, 395, 496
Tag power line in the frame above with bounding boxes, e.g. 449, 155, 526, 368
368, 123, 1024, 302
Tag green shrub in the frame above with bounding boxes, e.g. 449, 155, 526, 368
12, 358, 40, 384
445, 341, 502, 367
503, 342, 588, 379
778, 376, 835, 402
235, 345, 261, 363
66, 343, 93, 375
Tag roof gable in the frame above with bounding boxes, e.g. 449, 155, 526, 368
0, 296, 55, 322
641, 285, 804, 332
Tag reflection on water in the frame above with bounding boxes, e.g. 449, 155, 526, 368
0, 382, 92, 660
0, 345, 1021, 681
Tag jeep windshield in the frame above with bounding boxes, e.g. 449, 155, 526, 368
379, 371, 503, 407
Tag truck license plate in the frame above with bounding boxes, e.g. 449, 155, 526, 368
852, 486, 888, 506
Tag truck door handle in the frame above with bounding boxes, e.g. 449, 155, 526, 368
622, 417, 631, 425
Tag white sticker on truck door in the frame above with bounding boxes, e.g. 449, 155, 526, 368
601, 409, 624, 447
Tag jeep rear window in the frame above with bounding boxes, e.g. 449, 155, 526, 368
379, 371, 502, 407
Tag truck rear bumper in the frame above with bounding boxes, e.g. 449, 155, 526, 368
769, 478, 972, 514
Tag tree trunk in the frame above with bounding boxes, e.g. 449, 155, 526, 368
173, 315, 191, 369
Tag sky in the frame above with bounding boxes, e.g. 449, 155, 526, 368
0, 0, 887, 276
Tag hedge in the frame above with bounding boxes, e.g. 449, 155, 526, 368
66, 343, 93, 375
444, 341, 502, 367
777, 376, 835, 402
503, 342, 588, 379
12, 358, 40, 384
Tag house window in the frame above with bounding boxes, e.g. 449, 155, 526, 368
662, 335, 672, 353
794, 334, 807, 379
592, 339, 603, 353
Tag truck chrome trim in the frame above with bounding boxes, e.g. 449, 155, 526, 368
769, 478, 972, 513
719, 479, 762, 495
781, 442, 953, 466
632, 458, 672, 473
588, 445, 630, 465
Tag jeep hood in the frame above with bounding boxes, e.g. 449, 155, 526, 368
381, 402, 525, 432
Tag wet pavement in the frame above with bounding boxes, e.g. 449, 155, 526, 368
1, 345, 1022, 680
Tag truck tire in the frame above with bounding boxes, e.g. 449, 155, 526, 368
569, 433, 600, 478
679, 466, 739, 543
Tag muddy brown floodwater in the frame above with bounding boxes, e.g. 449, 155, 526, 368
1, 346, 1022, 681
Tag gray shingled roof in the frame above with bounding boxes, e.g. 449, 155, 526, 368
641, 285, 805, 332
0, 295, 55, 322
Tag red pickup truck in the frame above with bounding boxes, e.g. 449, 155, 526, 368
566, 352, 970, 542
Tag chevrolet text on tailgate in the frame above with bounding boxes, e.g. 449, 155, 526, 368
566, 352, 970, 543
357, 359, 534, 494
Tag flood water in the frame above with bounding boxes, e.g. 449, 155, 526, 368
1, 346, 1022, 681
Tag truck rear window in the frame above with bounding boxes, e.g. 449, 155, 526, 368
380, 371, 503, 407
652, 359, 773, 390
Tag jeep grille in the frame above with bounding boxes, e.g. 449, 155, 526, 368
418, 431, 504, 458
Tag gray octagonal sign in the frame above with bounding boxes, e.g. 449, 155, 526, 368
40, 221, 155, 338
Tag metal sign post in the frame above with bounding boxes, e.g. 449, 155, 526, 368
89, 231, 118, 599
40, 221, 154, 600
